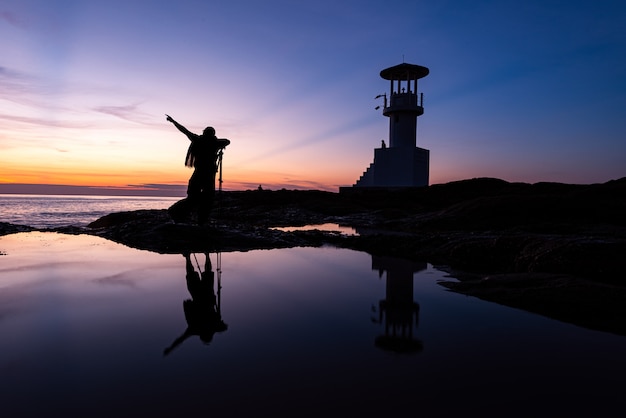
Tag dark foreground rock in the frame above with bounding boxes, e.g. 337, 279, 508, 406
0, 222, 35, 235
2, 177, 626, 336
84, 209, 314, 253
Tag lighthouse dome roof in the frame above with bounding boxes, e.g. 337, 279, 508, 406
380, 63, 429, 80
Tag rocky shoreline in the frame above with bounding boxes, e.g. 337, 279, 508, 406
2, 177, 626, 335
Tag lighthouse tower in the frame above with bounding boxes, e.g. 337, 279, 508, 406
352, 62, 430, 188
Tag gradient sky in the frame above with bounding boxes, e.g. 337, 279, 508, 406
1, 0, 625, 194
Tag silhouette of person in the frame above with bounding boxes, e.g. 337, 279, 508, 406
163, 252, 228, 356
381, 140, 386, 149
166, 115, 230, 225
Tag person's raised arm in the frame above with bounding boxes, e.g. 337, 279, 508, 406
166, 114, 194, 140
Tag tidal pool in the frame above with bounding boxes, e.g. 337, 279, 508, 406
1, 232, 625, 417
271, 223, 358, 235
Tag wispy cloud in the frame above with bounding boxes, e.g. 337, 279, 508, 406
0, 113, 92, 129
0, 66, 75, 125
1, 66, 157, 131
92, 103, 154, 125
0, 66, 36, 97
238, 114, 376, 165
0, 10, 25, 28
125, 183, 187, 192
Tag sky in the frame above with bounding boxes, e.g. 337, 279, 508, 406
1, 0, 625, 195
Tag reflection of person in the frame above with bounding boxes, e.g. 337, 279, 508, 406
166, 114, 230, 225
163, 253, 227, 356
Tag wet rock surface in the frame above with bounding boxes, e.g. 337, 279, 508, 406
2, 177, 626, 335
0, 222, 35, 235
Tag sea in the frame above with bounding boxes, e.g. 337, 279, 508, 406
0, 194, 180, 229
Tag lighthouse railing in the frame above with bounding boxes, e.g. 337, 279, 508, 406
388, 92, 424, 107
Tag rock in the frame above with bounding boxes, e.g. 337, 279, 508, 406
0, 222, 35, 236
85, 209, 309, 254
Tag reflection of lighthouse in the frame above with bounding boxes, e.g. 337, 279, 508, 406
351, 62, 430, 188
372, 255, 425, 353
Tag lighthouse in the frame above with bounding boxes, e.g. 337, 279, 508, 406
352, 62, 430, 188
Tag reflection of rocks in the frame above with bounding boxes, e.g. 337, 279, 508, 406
2, 177, 626, 335
344, 231, 626, 283
438, 272, 626, 336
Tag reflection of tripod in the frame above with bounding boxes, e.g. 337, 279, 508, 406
194, 252, 222, 314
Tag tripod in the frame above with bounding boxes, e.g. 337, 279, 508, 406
217, 149, 224, 193
214, 149, 224, 220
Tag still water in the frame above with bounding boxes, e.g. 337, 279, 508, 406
1, 232, 625, 417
